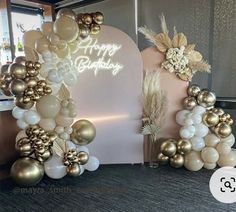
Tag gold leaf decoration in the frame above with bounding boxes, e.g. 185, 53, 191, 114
24, 46, 39, 62
154, 33, 172, 52
176, 69, 193, 81
187, 50, 203, 62
172, 33, 187, 48
185, 44, 196, 53
58, 83, 71, 100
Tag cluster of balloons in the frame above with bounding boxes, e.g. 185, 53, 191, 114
175, 84, 236, 171
0, 8, 104, 186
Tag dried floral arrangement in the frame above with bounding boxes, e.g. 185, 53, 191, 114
139, 15, 211, 81
141, 71, 167, 141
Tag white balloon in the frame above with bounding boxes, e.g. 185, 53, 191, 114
77, 146, 89, 154
39, 118, 56, 131
176, 110, 189, 126
44, 155, 67, 179
24, 110, 41, 125
194, 123, 209, 137
79, 165, 85, 175
12, 106, 26, 119
66, 140, 77, 150
192, 106, 206, 115
48, 69, 63, 83
84, 156, 99, 171
184, 118, 193, 126
180, 126, 195, 139
60, 132, 70, 140
16, 130, 27, 142
190, 136, 205, 151
55, 126, 64, 134
192, 113, 202, 125
221, 134, 235, 147
64, 72, 77, 86
17, 119, 28, 129
50, 83, 61, 95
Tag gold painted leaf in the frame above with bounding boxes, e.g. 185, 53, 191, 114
58, 83, 70, 100
172, 33, 187, 47
154, 33, 172, 52
185, 44, 195, 53
24, 46, 39, 62
176, 69, 193, 81
187, 50, 203, 62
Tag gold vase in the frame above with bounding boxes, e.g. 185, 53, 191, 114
147, 134, 159, 168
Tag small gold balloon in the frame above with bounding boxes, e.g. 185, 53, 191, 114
197, 90, 216, 108
23, 96, 31, 103
78, 24, 90, 39
25, 77, 38, 87
211, 108, 225, 116
25, 61, 34, 68
10, 157, 44, 186
33, 62, 41, 70
15, 138, 32, 156
9, 63, 27, 79
226, 118, 234, 125
157, 153, 169, 165
36, 149, 52, 162
82, 13, 93, 25
10, 79, 26, 96
67, 163, 81, 177
78, 151, 89, 165
70, 119, 96, 145
93, 12, 104, 25
176, 139, 192, 155
170, 154, 184, 168
183, 97, 197, 110
14, 56, 26, 66
202, 111, 220, 127
15, 96, 34, 109
43, 86, 52, 94
215, 122, 232, 138
90, 24, 101, 35
160, 139, 177, 157
27, 68, 39, 77
37, 80, 47, 87
187, 84, 201, 97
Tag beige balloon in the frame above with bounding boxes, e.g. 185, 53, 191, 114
201, 147, 219, 163
39, 118, 56, 131
217, 151, 236, 167
23, 30, 43, 49
205, 133, 220, 147
35, 37, 50, 54
184, 151, 204, 171
41, 22, 54, 36
53, 16, 79, 42
56, 8, 77, 20
221, 134, 235, 147
204, 162, 216, 170
36, 95, 61, 118
54, 46, 70, 58
48, 33, 60, 45
68, 40, 79, 54
216, 142, 231, 155
55, 114, 74, 127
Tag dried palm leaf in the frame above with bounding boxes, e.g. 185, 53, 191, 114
155, 33, 172, 52
173, 26, 178, 36
160, 14, 169, 35
172, 33, 187, 48
189, 60, 211, 73
58, 83, 70, 100
138, 26, 157, 46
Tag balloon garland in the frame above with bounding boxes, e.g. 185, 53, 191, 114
0, 8, 104, 186
158, 84, 236, 171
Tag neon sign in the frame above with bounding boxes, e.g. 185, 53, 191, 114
75, 37, 123, 76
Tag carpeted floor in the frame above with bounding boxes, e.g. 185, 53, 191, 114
0, 164, 235, 212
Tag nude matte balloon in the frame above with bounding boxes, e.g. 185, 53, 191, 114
204, 162, 216, 170
216, 142, 231, 155
217, 151, 236, 167
55, 114, 73, 127
201, 147, 219, 163
205, 133, 220, 147
53, 16, 78, 42
54, 46, 70, 58
184, 151, 204, 171
221, 134, 235, 147
41, 22, 54, 36
36, 95, 60, 118
39, 118, 56, 131
35, 37, 50, 54
23, 30, 43, 49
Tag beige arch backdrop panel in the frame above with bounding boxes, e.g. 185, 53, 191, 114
71, 25, 143, 164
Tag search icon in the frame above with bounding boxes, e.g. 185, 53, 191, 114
224, 181, 232, 189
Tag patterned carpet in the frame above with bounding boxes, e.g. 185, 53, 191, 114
0, 164, 235, 212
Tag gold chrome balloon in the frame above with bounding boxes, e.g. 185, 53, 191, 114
27, 68, 39, 77
56, 8, 77, 20
82, 13, 93, 25
67, 163, 81, 177
160, 139, 177, 157
35, 149, 52, 162
9, 63, 26, 79
15, 137, 32, 156
25, 77, 38, 87
183, 97, 197, 110
170, 154, 184, 168
10, 79, 26, 96
176, 139, 191, 155
70, 119, 96, 145
15, 96, 34, 109
78, 24, 90, 39
187, 84, 201, 97
33, 62, 41, 70
157, 153, 169, 165
214, 122, 232, 138
93, 12, 104, 25
25, 61, 34, 68
14, 56, 26, 66
226, 118, 234, 125
197, 90, 216, 108
211, 108, 225, 116
10, 157, 44, 186
0, 64, 9, 74
202, 111, 219, 127
90, 24, 101, 35
78, 151, 89, 165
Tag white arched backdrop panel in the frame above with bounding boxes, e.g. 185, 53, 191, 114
71, 25, 143, 164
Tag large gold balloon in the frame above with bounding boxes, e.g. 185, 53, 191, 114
214, 122, 232, 138
10, 157, 44, 186
15, 96, 34, 109
10, 79, 26, 96
93, 12, 104, 25
56, 8, 77, 20
157, 153, 169, 165
187, 84, 201, 97
202, 111, 219, 127
170, 154, 184, 168
197, 90, 216, 108
67, 163, 81, 177
14, 56, 26, 66
70, 119, 96, 145
183, 97, 197, 110
160, 139, 177, 157
176, 139, 191, 155
9, 63, 26, 79
54, 16, 79, 42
